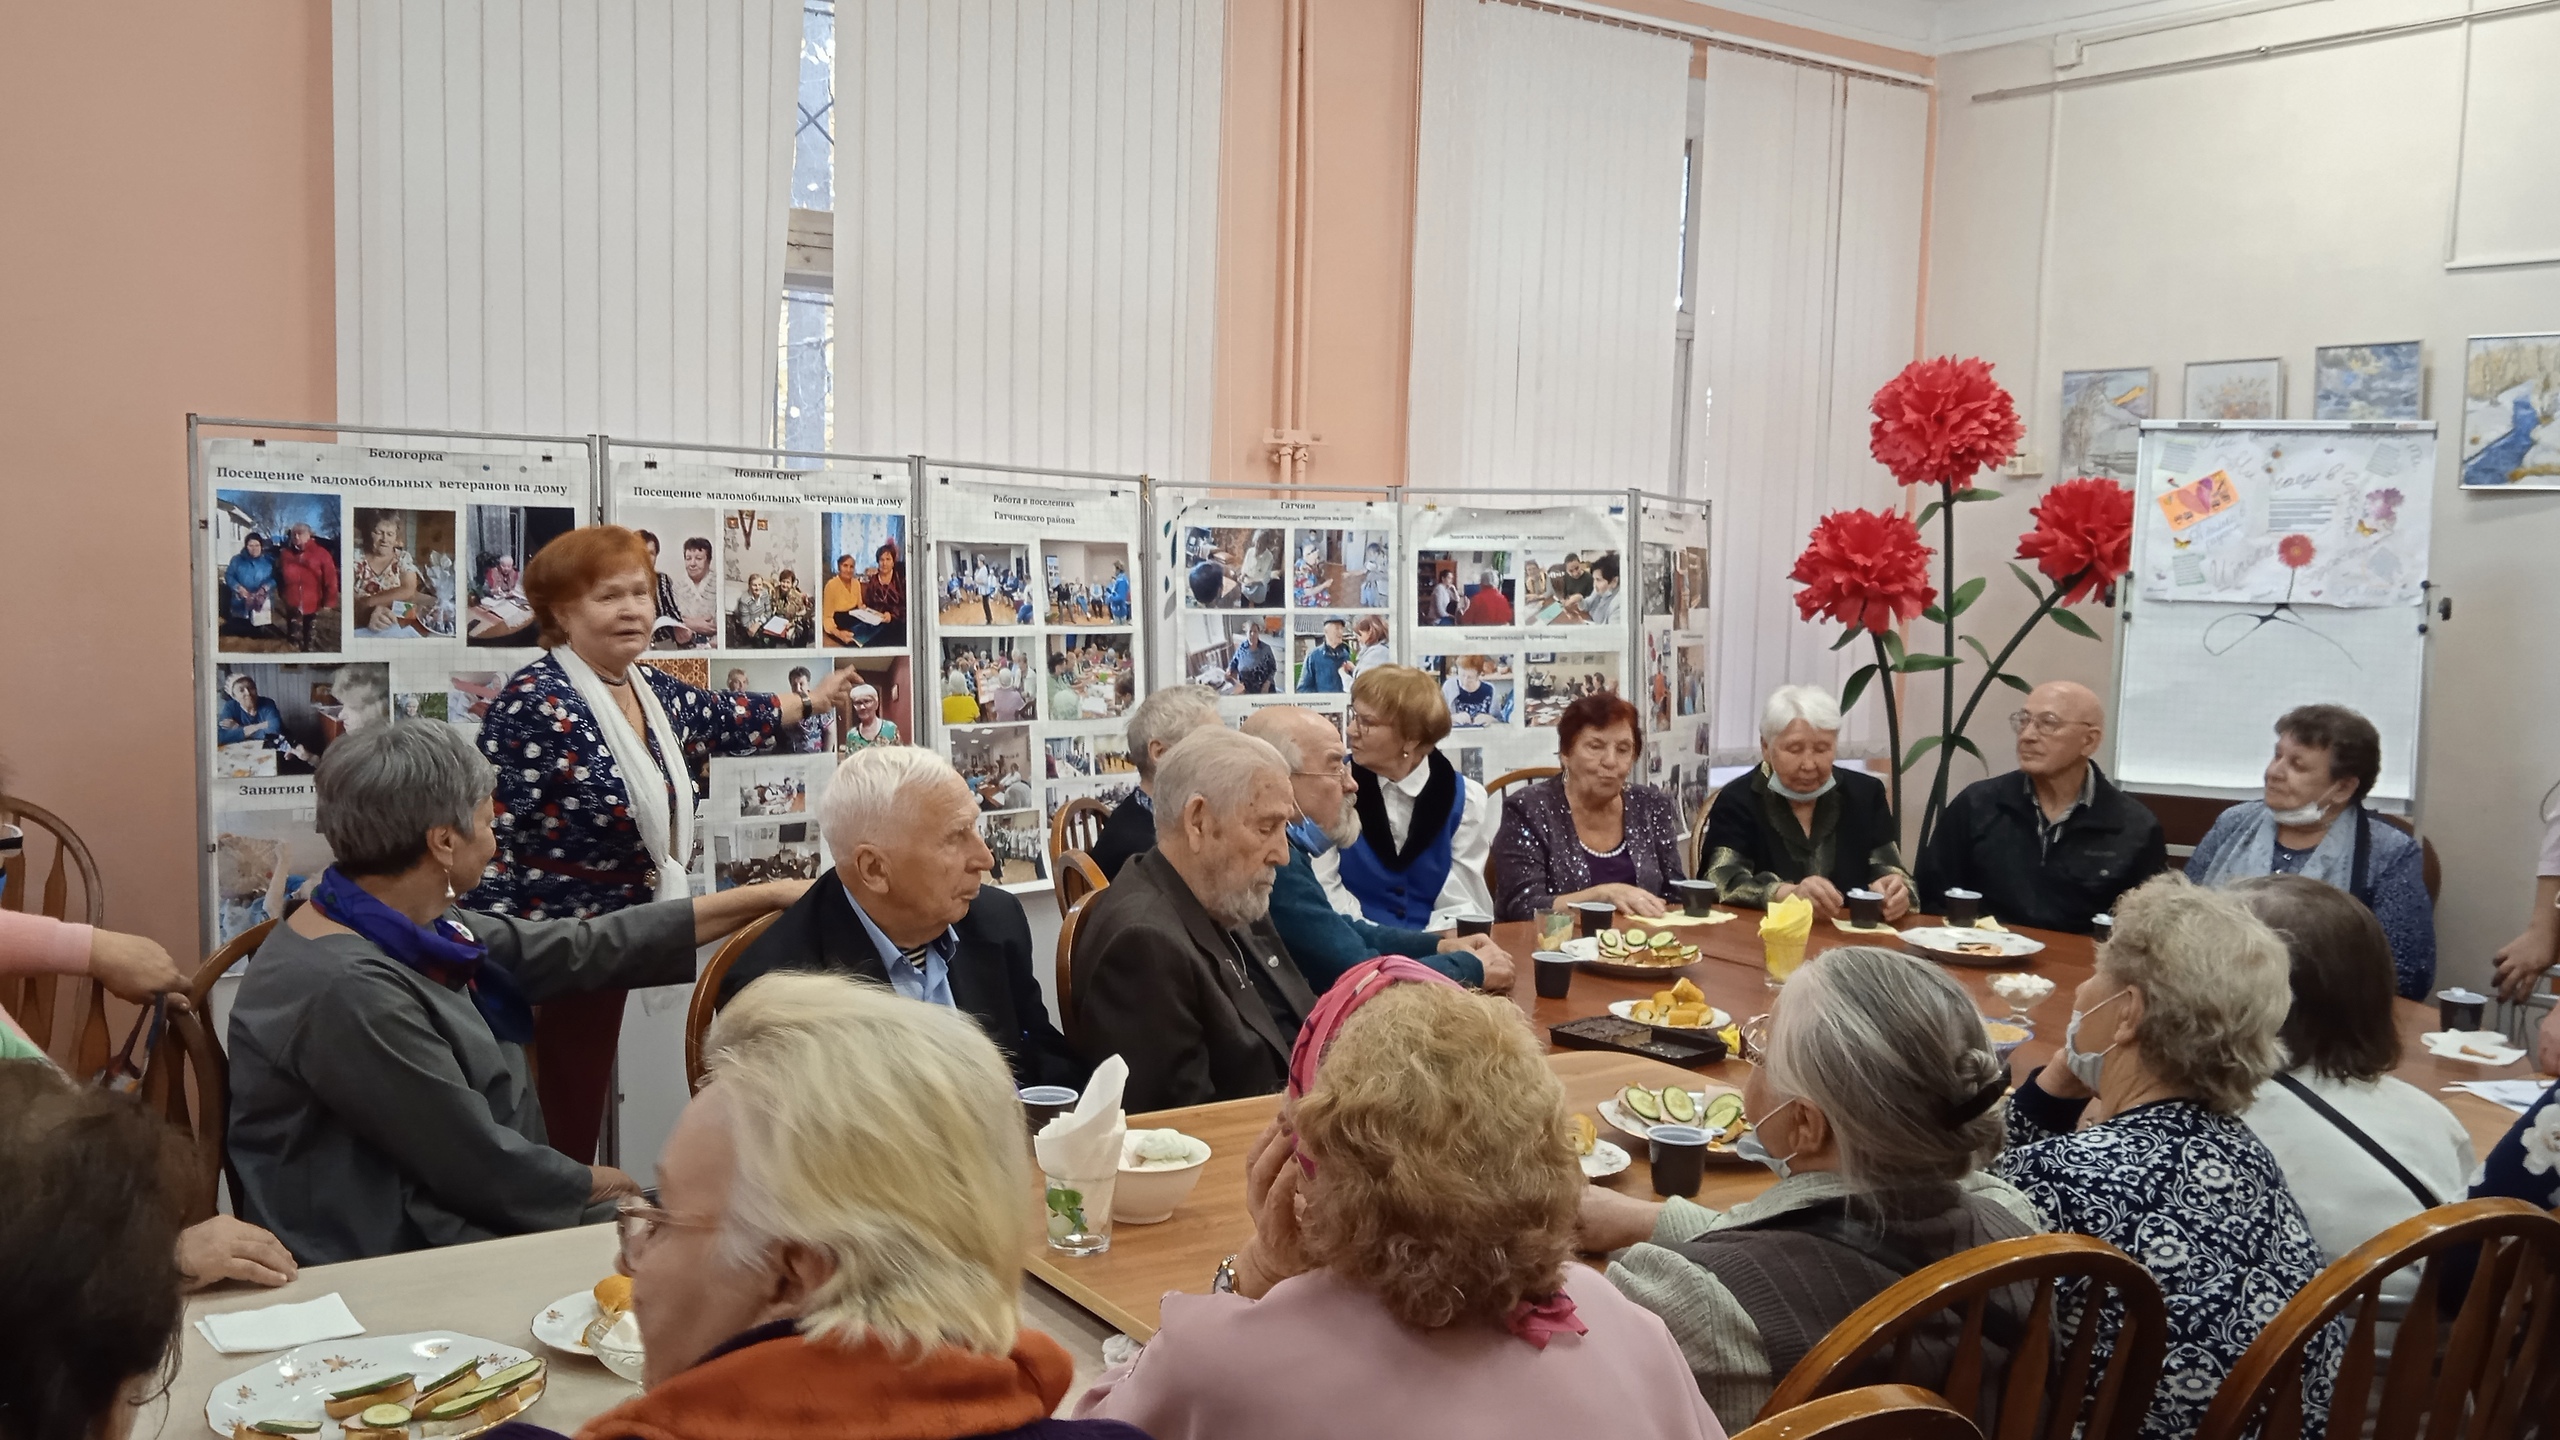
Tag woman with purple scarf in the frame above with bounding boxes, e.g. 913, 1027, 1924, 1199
223, 721, 806, 1265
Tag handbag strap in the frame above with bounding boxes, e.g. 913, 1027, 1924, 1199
2272, 1070, 2441, 1210
96, 994, 169, 1095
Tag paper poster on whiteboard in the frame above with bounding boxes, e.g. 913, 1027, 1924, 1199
201, 439, 592, 943
925, 473, 1147, 886
1166, 495, 1398, 736
1640, 500, 1715, 843
2134, 426, 2433, 607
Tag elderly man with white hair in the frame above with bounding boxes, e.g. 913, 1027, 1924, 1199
1070, 727, 1320, 1110
717, 745, 1084, 1090
584, 973, 1148, 1440
1700, 684, 1911, 920
1088, 682, 1224, 879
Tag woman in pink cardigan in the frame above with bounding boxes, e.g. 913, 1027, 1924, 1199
1076, 958, 1723, 1440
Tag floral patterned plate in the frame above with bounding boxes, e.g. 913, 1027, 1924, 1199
531, 1292, 600, 1358
205, 1332, 536, 1440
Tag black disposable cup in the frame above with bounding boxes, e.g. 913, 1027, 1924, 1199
1944, 889, 1982, 926
2437, 988, 2488, 1033
1453, 913, 1494, 937
1648, 1124, 1709, 1198
1673, 879, 1718, 916
1573, 900, 1617, 938
1533, 951, 1576, 999
2091, 913, 2114, 944
1020, 1085, 1078, 1133
1847, 889, 1883, 927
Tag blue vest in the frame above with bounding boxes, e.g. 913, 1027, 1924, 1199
1337, 777, 1466, 929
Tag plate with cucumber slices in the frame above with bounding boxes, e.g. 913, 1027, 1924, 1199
207, 1335, 544, 1440
1597, 1082, 1754, 1161
1562, 927, 1703, 979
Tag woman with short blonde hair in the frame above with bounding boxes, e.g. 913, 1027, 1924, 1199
1996, 873, 2343, 1439
1079, 960, 1722, 1439
1329, 666, 1494, 928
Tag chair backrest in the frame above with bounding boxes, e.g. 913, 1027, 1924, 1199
0, 794, 104, 924
1050, 796, 1113, 861
2372, 812, 2442, 902
1055, 849, 1105, 917
191, 918, 279, 1015
1735, 1385, 1984, 1440
1057, 888, 1097, 1046
684, 911, 783, 1094
0, 794, 109, 1068
1688, 782, 1725, 879
2195, 1198, 2560, 1440
1486, 765, 1559, 799
1763, 1232, 2168, 1440
142, 995, 232, 1226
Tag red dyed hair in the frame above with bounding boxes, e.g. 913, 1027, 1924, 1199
1557, 692, 1642, 760
523, 524, 655, 648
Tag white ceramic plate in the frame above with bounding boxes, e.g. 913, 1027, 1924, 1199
1561, 935, 1705, 978
1900, 926, 2046, 966
1596, 1084, 1753, 1164
1606, 999, 1733, 1033
1579, 1139, 1631, 1179
531, 1293, 599, 1358
205, 1333, 537, 1440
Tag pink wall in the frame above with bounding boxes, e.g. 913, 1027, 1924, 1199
0, 2, 336, 959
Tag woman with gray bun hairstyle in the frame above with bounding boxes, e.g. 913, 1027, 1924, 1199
1575, 945, 2041, 1424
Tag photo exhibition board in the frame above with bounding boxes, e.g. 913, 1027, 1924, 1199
603, 459, 915, 896
1637, 499, 1714, 847
922, 472, 1147, 888
1400, 498, 1637, 787
199, 438, 591, 947
2112, 423, 2428, 805
1163, 494, 1399, 734
2132, 422, 2435, 608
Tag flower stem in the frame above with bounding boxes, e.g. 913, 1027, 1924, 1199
1872, 629, 1904, 825
1924, 481, 1957, 846
1922, 567, 2093, 853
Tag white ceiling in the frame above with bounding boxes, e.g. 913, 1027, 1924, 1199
1690, 0, 2286, 53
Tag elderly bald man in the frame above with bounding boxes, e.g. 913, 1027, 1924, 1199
1918, 680, 2166, 934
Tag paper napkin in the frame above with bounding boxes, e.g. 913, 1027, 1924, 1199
1035, 1053, 1128, 1182
2422, 1030, 2528, 1068
194, 1292, 364, 1355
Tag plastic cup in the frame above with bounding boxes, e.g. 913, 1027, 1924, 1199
1648, 1124, 1709, 1198
1019, 1085, 1078, 1133
2437, 988, 2488, 1033
1673, 879, 1718, 916
1846, 889, 1883, 927
1533, 951, 1577, 999
1537, 908, 1577, 952
1573, 900, 1618, 938
1944, 888, 1982, 926
1453, 913, 1494, 937
1043, 1169, 1117, 1256
1763, 933, 1809, 989
2091, 913, 2114, 944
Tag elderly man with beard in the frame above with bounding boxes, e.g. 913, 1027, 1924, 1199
1240, 707, 1514, 996
1068, 728, 1320, 1111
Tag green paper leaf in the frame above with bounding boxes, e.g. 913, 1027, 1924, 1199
2048, 606, 2102, 641
1840, 663, 1880, 715
1902, 734, 1944, 770
1947, 576, 1987, 619
1953, 486, 2005, 504
1921, 604, 1947, 625
1895, 652, 1960, 672
1830, 625, 1863, 651
1960, 634, 1996, 667
1880, 629, 1906, 665
1995, 671, 2032, 693
1916, 500, 1945, 528
1949, 733, 1987, 763
2008, 562, 2045, 599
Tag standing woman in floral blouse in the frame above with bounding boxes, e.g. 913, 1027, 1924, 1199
470, 525, 858, 1162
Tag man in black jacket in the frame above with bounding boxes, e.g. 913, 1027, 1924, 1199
1089, 682, 1223, 879
1071, 728, 1318, 1111
717, 747, 1085, 1090
1919, 680, 2166, 934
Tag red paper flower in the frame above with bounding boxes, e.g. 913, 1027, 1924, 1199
2277, 534, 2316, 569
1868, 356, 2025, 489
1791, 507, 1937, 634
2014, 477, 2134, 604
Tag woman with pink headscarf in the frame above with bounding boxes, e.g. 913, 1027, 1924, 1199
1076, 957, 1723, 1440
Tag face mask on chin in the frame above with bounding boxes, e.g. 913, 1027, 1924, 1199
2062, 988, 2126, 1092
1766, 764, 1837, 804
1735, 1097, 1802, 1178
2268, 778, 2350, 828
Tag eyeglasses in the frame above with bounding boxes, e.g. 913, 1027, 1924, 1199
2009, 710, 2093, 737
615, 1188, 716, 1265
1293, 752, 1354, 780
1737, 1013, 1772, 1065
1345, 710, 1382, 733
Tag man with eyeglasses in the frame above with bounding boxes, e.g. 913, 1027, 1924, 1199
1240, 707, 1516, 994
1917, 680, 2165, 934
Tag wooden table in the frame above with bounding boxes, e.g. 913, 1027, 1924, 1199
1026, 909, 2545, 1343
162, 1225, 1114, 1440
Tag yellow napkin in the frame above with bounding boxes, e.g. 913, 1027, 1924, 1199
1652, 909, 1737, 927
1760, 894, 1813, 942
1976, 916, 2008, 933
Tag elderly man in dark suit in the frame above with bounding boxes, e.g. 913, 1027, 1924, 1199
718, 746, 1085, 1090
1071, 727, 1318, 1111
1088, 682, 1224, 880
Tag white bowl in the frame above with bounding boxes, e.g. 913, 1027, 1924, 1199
1113, 1131, 1211, 1223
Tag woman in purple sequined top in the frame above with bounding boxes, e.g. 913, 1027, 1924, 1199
1489, 693, 1688, 922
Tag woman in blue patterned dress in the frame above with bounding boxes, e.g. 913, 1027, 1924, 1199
1998, 873, 2345, 1440
469, 525, 858, 1163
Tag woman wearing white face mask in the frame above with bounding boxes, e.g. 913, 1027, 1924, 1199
1573, 946, 2039, 1424
2188, 703, 2434, 998
1997, 873, 2344, 1440
1700, 686, 1911, 921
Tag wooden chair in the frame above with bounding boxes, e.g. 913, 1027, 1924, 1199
190, 918, 278, 1016
1762, 1232, 2168, 1440
683, 911, 782, 1094
1687, 782, 1725, 880
1050, 795, 1113, 861
1056, 888, 1097, 1047
2372, 812, 2443, 903
142, 995, 234, 1226
1734, 1385, 1984, 1440
1485, 765, 1559, 799
0, 793, 109, 1070
2195, 1198, 2560, 1440
1055, 849, 1106, 915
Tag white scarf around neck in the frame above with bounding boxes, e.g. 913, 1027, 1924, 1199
553, 645, 692, 901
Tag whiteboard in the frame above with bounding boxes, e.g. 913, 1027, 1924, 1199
2112, 422, 2432, 804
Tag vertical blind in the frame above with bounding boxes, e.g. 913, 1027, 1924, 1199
1691, 50, 1928, 759
1406, 0, 1692, 495
830, 0, 1224, 480
332, 0, 801, 444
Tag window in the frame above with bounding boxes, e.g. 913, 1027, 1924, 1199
792, 3, 835, 210
777, 287, 834, 458
776, 4, 835, 462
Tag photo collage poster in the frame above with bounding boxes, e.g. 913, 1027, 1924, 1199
1167, 496, 1398, 745
1638, 500, 1715, 845
606, 460, 915, 895
923, 475, 1146, 888
202, 438, 591, 943
1401, 499, 1635, 787
2131, 425, 2435, 608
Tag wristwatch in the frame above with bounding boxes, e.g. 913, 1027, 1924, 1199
1210, 1253, 1239, 1295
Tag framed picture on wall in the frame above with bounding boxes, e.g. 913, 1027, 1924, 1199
2057, 368, 2152, 483
2183, 358, 2284, 420
2313, 341, 2422, 421
2461, 333, 2560, 488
